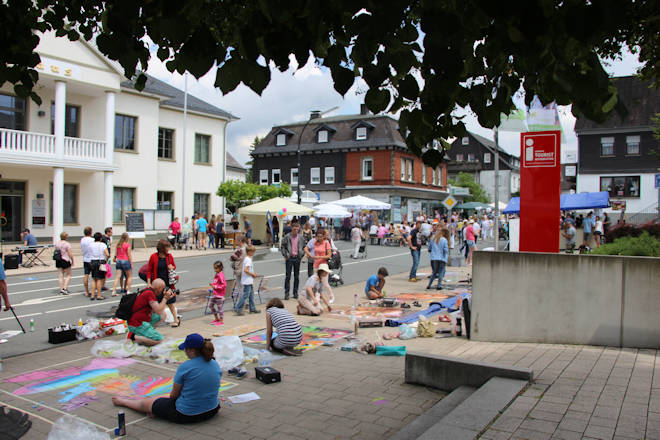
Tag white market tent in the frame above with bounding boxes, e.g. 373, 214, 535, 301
334, 195, 391, 210
238, 197, 314, 243
313, 203, 352, 219
288, 190, 318, 206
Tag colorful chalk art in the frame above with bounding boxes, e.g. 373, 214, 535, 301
4, 357, 237, 412
241, 326, 353, 351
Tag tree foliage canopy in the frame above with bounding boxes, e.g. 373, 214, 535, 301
217, 180, 292, 209
449, 172, 491, 203
2, 1, 658, 166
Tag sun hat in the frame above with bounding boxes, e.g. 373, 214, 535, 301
317, 263, 333, 274
178, 333, 204, 350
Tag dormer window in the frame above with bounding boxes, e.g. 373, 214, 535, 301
318, 130, 328, 143
351, 120, 375, 141
314, 124, 336, 144
274, 127, 295, 146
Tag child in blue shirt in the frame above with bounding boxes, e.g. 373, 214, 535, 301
365, 267, 389, 299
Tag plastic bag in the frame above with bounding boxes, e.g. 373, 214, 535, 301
91, 339, 144, 358
398, 324, 417, 340
257, 351, 273, 367
417, 316, 435, 337
211, 336, 243, 371
163, 306, 177, 324
47, 415, 110, 440
77, 319, 101, 340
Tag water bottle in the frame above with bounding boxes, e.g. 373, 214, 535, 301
29, 319, 35, 332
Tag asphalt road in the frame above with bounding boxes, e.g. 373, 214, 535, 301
0, 240, 419, 358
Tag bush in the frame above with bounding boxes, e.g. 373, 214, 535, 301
605, 220, 660, 243
590, 231, 660, 257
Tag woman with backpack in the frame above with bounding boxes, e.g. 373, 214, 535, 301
54, 232, 74, 295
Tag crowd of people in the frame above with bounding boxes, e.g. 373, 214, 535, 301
167, 212, 250, 250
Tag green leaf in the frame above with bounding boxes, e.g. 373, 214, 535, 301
331, 65, 355, 96
365, 88, 390, 114
601, 88, 618, 113
215, 57, 242, 94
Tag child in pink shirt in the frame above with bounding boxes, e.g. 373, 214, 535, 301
209, 261, 227, 324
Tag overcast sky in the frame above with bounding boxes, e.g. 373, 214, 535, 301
147, 48, 643, 167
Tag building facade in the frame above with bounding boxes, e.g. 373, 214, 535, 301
0, 32, 235, 242
251, 110, 448, 221
447, 132, 520, 202
226, 152, 247, 182
575, 76, 660, 214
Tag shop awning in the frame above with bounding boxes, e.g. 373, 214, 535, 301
502, 191, 610, 214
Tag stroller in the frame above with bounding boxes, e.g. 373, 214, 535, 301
167, 233, 187, 250
356, 239, 368, 259
328, 249, 344, 287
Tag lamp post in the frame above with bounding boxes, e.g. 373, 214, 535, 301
296, 106, 339, 204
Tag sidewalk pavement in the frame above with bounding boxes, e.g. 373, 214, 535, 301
0, 264, 657, 440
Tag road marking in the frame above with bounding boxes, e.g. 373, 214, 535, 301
12, 296, 70, 307
45, 300, 120, 314
0, 312, 42, 322
0, 401, 55, 425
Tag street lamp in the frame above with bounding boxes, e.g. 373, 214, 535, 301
296, 106, 339, 204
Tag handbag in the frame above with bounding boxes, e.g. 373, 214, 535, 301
105, 263, 112, 278
98, 262, 107, 272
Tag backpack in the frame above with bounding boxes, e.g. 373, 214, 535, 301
115, 289, 150, 320
52, 249, 62, 261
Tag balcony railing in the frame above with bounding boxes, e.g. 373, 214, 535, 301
0, 128, 108, 164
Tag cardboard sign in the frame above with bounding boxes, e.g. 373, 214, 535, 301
519, 131, 561, 253
125, 212, 145, 238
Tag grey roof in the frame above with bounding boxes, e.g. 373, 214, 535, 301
575, 76, 660, 132
466, 131, 517, 158
253, 114, 407, 155
226, 152, 246, 170
121, 73, 237, 121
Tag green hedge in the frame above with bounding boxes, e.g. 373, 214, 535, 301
590, 231, 660, 257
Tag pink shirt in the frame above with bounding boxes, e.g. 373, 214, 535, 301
169, 221, 181, 235
313, 240, 331, 268
56, 240, 71, 262
377, 226, 388, 238
116, 242, 130, 260
465, 225, 475, 241
211, 272, 227, 297
291, 234, 299, 257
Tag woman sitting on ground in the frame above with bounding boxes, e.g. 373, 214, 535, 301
265, 298, 302, 356
297, 264, 333, 316
112, 333, 221, 423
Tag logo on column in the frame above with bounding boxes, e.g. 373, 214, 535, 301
522, 133, 558, 168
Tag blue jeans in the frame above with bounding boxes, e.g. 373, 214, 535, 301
284, 257, 301, 298
409, 249, 420, 279
428, 260, 446, 289
235, 284, 256, 312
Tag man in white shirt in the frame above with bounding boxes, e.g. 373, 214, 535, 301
80, 226, 95, 297
308, 216, 316, 232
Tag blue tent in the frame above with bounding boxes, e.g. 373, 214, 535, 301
502, 191, 609, 214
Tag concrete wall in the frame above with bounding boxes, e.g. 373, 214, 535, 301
471, 251, 660, 348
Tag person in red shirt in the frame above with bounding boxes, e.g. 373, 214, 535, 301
128, 279, 174, 346
147, 239, 180, 327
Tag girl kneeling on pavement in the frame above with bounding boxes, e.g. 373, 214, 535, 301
112, 333, 221, 423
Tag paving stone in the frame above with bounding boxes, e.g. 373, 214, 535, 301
491, 415, 525, 433
558, 416, 589, 433
551, 428, 583, 440
528, 409, 564, 423
519, 418, 559, 434
584, 424, 615, 440
511, 428, 553, 440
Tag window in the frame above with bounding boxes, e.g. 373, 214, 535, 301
259, 169, 268, 185
318, 130, 328, 143
468, 153, 475, 162
290, 168, 299, 186
456, 154, 464, 161
193, 193, 210, 216
156, 191, 173, 210
600, 137, 614, 156
435, 168, 443, 186
158, 128, 174, 159
310, 167, 321, 184
407, 159, 414, 182
113, 187, 134, 223
356, 126, 367, 140
600, 176, 640, 198
194, 134, 211, 164
325, 167, 335, 184
362, 158, 373, 180
49, 183, 78, 224
272, 169, 281, 184
626, 135, 640, 155
400, 158, 405, 180
421, 166, 427, 184
276, 133, 286, 146
461, 137, 469, 145
115, 114, 136, 150
51, 103, 80, 137
484, 152, 492, 163
401, 158, 414, 181
0, 93, 26, 130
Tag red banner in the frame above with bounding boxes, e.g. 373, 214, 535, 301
519, 131, 561, 253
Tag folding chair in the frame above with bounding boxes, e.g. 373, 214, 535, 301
254, 276, 266, 304
229, 281, 240, 307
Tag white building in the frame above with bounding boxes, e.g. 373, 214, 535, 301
0, 32, 236, 242
225, 152, 247, 182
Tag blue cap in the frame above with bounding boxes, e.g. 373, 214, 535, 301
178, 333, 204, 350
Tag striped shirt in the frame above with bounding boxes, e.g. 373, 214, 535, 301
267, 307, 302, 349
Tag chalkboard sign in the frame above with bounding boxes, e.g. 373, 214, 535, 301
125, 212, 145, 238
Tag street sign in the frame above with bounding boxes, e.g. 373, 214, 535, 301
655, 174, 660, 188
442, 195, 458, 210
451, 187, 470, 196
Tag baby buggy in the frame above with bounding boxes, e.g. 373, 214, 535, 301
167, 233, 187, 250
328, 250, 344, 287
357, 239, 368, 259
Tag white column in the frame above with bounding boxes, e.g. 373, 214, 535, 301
54, 81, 66, 158
104, 171, 113, 228
52, 167, 64, 244
105, 91, 115, 164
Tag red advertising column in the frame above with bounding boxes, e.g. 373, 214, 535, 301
519, 131, 561, 253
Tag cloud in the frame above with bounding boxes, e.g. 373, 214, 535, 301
147, 48, 643, 168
